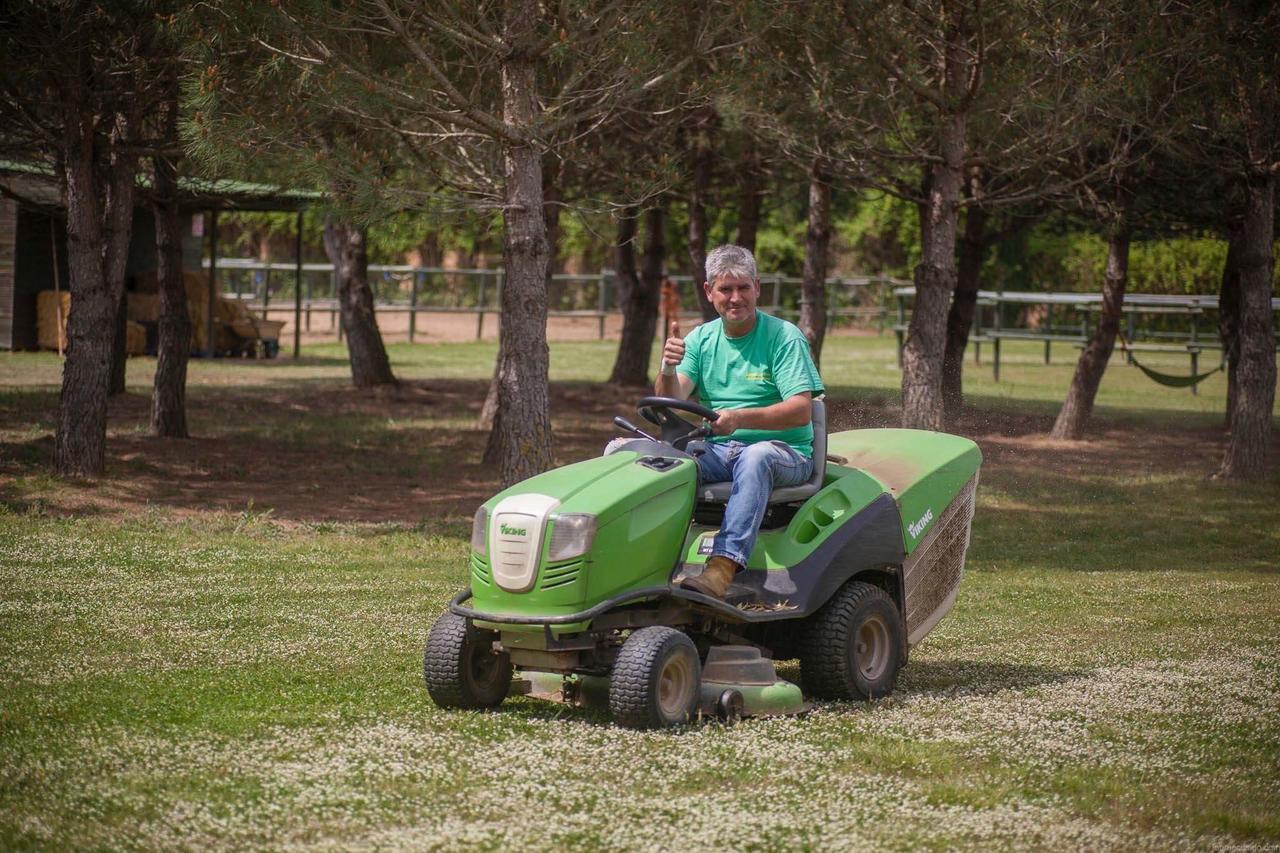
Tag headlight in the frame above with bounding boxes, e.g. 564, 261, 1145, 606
470, 507, 489, 555
547, 513, 596, 561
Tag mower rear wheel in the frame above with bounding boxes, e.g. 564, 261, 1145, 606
610, 627, 701, 729
799, 580, 903, 701
423, 610, 512, 709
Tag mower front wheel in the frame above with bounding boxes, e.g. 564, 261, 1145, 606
610, 627, 701, 729
423, 610, 512, 709
799, 580, 903, 701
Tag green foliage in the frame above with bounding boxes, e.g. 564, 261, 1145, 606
217, 208, 504, 267
836, 194, 921, 279
709, 187, 808, 276
214, 197, 1266, 298
557, 208, 614, 272
1128, 238, 1232, 294
1003, 229, 1262, 294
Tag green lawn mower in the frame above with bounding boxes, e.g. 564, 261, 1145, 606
424, 396, 981, 729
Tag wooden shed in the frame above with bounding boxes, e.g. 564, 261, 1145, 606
0, 162, 315, 354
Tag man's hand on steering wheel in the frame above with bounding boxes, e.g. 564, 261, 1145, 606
635, 396, 718, 451
708, 408, 742, 436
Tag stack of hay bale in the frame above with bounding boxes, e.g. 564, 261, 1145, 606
34, 270, 223, 355
35, 290, 69, 352
36, 291, 147, 355
183, 271, 211, 353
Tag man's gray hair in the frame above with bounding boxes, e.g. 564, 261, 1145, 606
705, 244, 758, 283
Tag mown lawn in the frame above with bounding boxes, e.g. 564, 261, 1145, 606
1, 336, 1277, 849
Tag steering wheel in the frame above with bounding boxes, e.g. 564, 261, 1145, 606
636, 396, 719, 451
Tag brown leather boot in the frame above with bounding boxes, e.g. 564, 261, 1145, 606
681, 555, 739, 599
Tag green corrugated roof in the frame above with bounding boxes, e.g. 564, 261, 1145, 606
0, 160, 319, 211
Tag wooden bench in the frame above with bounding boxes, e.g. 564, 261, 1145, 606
981, 329, 1087, 379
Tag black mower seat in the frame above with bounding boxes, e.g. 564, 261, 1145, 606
697, 398, 827, 505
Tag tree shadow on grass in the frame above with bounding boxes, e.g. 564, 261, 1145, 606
774, 658, 1087, 701
187, 354, 355, 369
3, 372, 1273, 526
895, 658, 1089, 697
0, 436, 52, 467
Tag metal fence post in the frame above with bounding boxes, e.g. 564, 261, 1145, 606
205, 209, 218, 358
333, 268, 342, 341
826, 277, 840, 336
1126, 311, 1136, 364
1043, 302, 1051, 364
992, 293, 1003, 382
597, 269, 608, 339
293, 209, 303, 359
409, 269, 420, 342
973, 301, 983, 365
895, 291, 905, 368
494, 269, 503, 338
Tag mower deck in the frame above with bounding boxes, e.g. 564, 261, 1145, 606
513, 645, 808, 721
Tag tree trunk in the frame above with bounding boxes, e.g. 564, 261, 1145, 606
54, 90, 136, 478
1050, 225, 1131, 440
416, 232, 443, 268
1218, 223, 1243, 432
609, 205, 663, 385
735, 143, 763, 252
798, 156, 831, 367
543, 156, 564, 309
1217, 173, 1276, 479
687, 107, 717, 321
150, 79, 190, 438
942, 196, 988, 424
480, 153, 561, 435
483, 0, 553, 486
109, 290, 127, 395
322, 218, 396, 388
902, 114, 965, 430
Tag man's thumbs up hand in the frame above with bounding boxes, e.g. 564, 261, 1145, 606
661, 320, 684, 376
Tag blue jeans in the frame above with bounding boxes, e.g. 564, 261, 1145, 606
690, 440, 813, 567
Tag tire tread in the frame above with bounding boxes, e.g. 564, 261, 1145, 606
423, 610, 510, 709
610, 626, 699, 729
799, 581, 902, 700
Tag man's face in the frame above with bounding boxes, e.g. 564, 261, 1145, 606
705, 274, 759, 326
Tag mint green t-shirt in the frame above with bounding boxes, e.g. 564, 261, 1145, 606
676, 311, 825, 456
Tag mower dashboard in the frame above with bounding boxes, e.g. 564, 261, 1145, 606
607, 437, 695, 462
636, 455, 681, 472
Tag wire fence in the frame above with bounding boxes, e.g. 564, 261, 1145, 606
890, 286, 1280, 391
206, 259, 907, 341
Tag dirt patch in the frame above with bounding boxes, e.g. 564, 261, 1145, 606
0, 379, 640, 523
0, 380, 1270, 523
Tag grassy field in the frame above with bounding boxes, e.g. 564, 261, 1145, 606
1, 336, 1278, 850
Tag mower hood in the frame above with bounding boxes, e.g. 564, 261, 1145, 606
483, 451, 693, 529
470, 451, 698, 619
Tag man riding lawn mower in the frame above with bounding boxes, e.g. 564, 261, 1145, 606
424, 246, 981, 728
